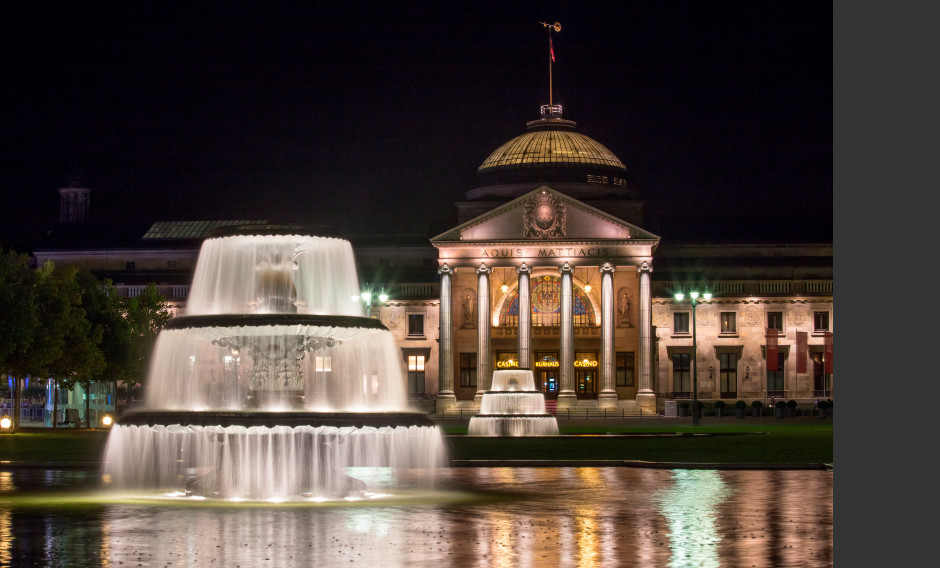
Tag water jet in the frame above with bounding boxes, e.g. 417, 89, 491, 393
102, 224, 447, 500
467, 369, 559, 436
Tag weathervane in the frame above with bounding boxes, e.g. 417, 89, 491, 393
539, 21, 561, 110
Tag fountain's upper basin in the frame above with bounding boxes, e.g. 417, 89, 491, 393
167, 313, 388, 334
116, 409, 439, 429
206, 224, 345, 239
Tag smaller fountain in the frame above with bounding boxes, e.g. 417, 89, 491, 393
467, 368, 559, 436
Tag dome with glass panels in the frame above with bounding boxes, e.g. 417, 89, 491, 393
478, 118, 625, 174
468, 105, 638, 201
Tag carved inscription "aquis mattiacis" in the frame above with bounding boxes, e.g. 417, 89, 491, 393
479, 247, 612, 258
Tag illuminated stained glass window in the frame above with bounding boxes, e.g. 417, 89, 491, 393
499, 275, 594, 326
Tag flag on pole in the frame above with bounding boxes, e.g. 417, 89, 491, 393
550, 35, 555, 62
766, 328, 778, 371
796, 331, 807, 373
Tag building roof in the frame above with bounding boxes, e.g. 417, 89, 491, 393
477, 117, 627, 175
467, 106, 639, 205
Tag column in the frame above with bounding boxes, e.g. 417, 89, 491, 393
516, 263, 532, 369
557, 262, 576, 408
435, 264, 456, 413
475, 263, 491, 403
598, 262, 618, 408
636, 260, 656, 410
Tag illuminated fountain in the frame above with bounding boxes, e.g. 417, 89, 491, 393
102, 225, 447, 500
467, 368, 559, 436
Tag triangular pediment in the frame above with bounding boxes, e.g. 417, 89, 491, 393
431, 186, 660, 245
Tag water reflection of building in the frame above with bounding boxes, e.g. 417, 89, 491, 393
0, 468, 832, 566
19, 103, 831, 416
657, 470, 728, 568
714, 470, 834, 567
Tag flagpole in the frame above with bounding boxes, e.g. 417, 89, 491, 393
549, 28, 553, 107
540, 22, 561, 111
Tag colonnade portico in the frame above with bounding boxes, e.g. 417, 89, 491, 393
435, 256, 656, 411
430, 186, 661, 413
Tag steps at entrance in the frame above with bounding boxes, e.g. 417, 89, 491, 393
436, 398, 655, 419
551, 400, 652, 418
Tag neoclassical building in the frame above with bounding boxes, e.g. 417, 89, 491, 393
431, 186, 660, 413
16, 105, 832, 417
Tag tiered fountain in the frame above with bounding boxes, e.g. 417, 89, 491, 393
102, 224, 447, 500
467, 368, 559, 436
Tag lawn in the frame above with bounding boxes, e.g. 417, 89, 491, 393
440, 419, 833, 464
1, 419, 833, 466
0, 429, 111, 464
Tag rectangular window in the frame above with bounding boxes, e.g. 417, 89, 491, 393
718, 352, 738, 397
533, 311, 560, 327
407, 355, 425, 395
814, 311, 830, 332
497, 352, 519, 368
315, 356, 332, 372
407, 314, 425, 337
674, 312, 690, 333
672, 352, 691, 394
125, 261, 135, 270
459, 353, 477, 387
616, 352, 635, 386
767, 311, 784, 331
811, 351, 832, 396
720, 312, 737, 333
767, 352, 785, 394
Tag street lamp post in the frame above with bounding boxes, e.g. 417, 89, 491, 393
355, 285, 389, 318
675, 290, 712, 426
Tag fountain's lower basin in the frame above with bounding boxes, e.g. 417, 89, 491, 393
116, 409, 438, 429
103, 411, 447, 500
467, 415, 560, 436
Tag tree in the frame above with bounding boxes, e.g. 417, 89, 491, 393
0, 255, 104, 429
0, 250, 39, 430
0, 250, 38, 368
121, 283, 172, 401
65, 270, 124, 427
46, 266, 105, 427
0, 253, 171, 428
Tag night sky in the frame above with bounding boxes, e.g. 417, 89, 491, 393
2, 1, 832, 238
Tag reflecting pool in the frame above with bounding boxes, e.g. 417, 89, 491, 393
1, 467, 832, 568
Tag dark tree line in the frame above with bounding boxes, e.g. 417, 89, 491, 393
1, 248, 171, 429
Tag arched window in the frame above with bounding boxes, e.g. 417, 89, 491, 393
499, 275, 595, 326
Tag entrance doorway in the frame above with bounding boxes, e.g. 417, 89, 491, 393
575, 370, 596, 398
539, 370, 559, 400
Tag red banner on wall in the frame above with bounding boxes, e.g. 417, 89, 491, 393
766, 328, 778, 371
796, 331, 807, 373
824, 332, 833, 373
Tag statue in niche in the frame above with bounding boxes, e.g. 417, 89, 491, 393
617, 287, 632, 327
462, 289, 476, 328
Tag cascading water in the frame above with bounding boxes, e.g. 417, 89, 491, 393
467, 369, 560, 436
101, 224, 448, 500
